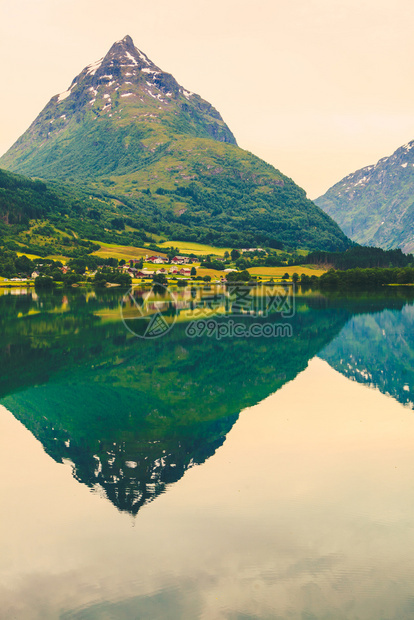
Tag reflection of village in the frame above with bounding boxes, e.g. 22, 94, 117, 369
0, 287, 39, 297
0, 269, 293, 323
123, 283, 293, 320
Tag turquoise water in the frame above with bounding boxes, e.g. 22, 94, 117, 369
1, 287, 414, 619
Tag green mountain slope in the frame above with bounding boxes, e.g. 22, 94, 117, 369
0, 36, 351, 251
0, 167, 152, 257
0, 290, 352, 514
315, 141, 414, 252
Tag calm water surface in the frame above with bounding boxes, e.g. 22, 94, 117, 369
1, 287, 414, 619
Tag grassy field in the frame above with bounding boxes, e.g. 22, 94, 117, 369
46, 254, 71, 263
157, 241, 232, 256
92, 242, 167, 261
16, 251, 47, 261
248, 265, 327, 278
196, 267, 227, 279
16, 251, 72, 263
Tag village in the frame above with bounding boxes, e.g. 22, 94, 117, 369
1, 253, 232, 286
0, 247, 305, 288
127, 254, 198, 279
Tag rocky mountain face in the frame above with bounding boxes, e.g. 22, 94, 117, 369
0, 35, 236, 179
315, 141, 414, 253
0, 36, 351, 251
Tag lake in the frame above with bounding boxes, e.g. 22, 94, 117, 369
1, 285, 414, 619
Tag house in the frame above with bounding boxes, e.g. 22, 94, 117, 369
31, 271, 40, 278
147, 256, 168, 264
179, 268, 192, 276
131, 268, 155, 277
135, 270, 153, 278
172, 256, 190, 264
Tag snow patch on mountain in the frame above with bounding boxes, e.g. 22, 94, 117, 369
57, 82, 77, 102
86, 59, 103, 76
137, 49, 150, 65
124, 51, 138, 66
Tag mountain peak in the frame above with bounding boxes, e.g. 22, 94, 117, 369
104, 34, 154, 69
0, 36, 239, 167
22, 34, 237, 147
115, 34, 134, 47
315, 139, 414, 252
110, 35, 141, 55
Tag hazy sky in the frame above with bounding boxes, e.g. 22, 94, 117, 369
1, 0, 414, 198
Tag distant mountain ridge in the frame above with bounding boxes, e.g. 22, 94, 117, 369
315, 140, 414, 252
0, 36, 351, 251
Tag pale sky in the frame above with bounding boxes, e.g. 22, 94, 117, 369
1, 0, 414, 198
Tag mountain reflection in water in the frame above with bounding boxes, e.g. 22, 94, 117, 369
0, 287, 413, 515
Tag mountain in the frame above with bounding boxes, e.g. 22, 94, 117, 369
320, 304, 414, 409
0, 36, 351, 251
315, 141, 414, 253
0, 35, 236, 179
0, 290, 351, 515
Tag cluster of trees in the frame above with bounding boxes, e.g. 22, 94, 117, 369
0, 251, 82, 282
304, 246, 413, 270
297, 273, 320, 286
0, 247, 134, 289
0, 167, 158, 258
89, 158, 350, 251
318, 267, 414, 288
160, 167, 350, 251
200, 256, 225, 270
225, 270, 251, 282
93, 269, 132, 287
290, 267, 414, 288
198, 248, 298, 272
0, 249, 36, 279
